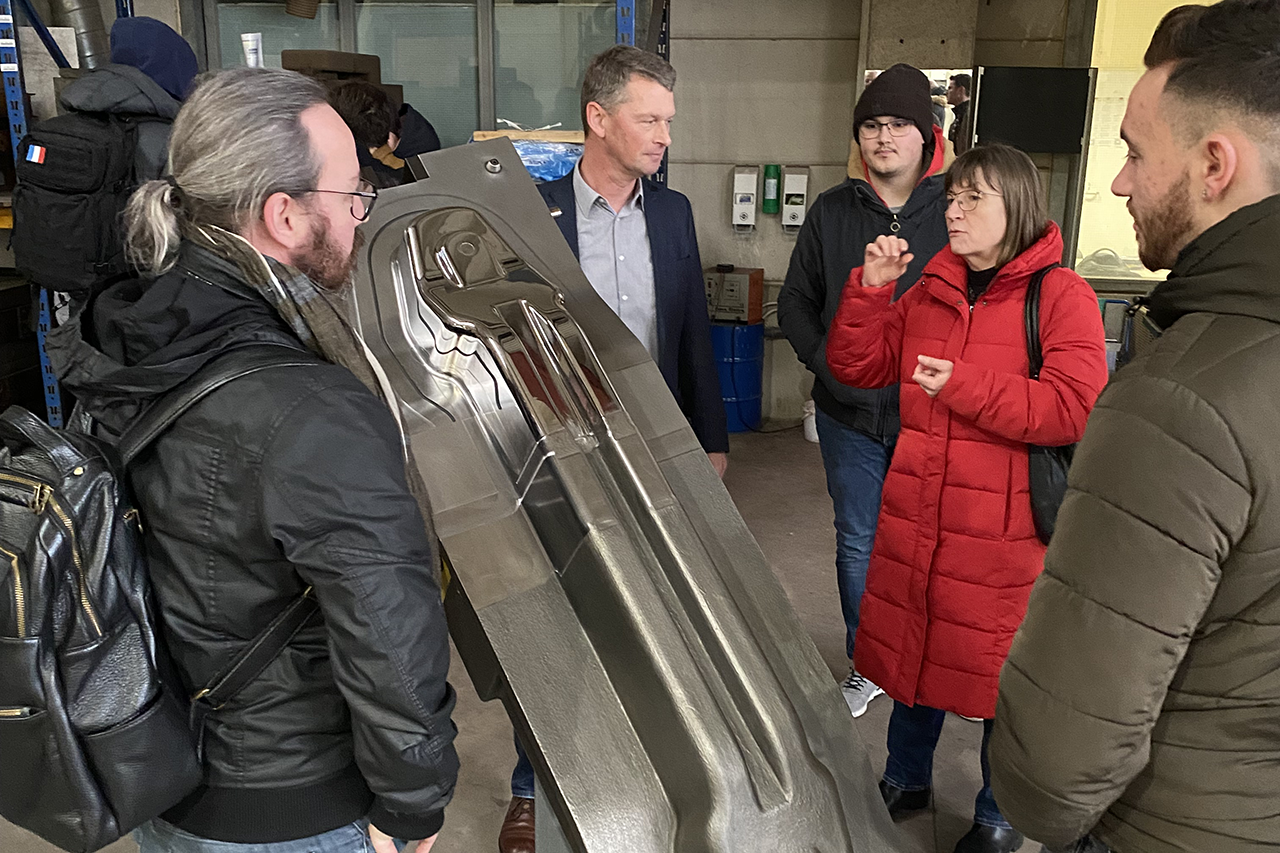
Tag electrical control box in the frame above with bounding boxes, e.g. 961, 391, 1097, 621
732, 166, 759, 229
782, 166, 810, 230
705, 265, 764, 323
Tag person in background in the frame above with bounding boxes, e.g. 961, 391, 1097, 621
331, 81, 408, 188
991, 3, 1280, 851
777, 63, 949, 720
537, 44, 728, 468
331, 81, 442, 189
947, 73, 972, 156
501, 43, 729, 853
826, 144, 1108, 853
12, 15, 197, 314
395, 100, 442, 159
931, 84, 948, 128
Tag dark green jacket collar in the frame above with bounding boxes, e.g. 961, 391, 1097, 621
1147, 193, 1280, 329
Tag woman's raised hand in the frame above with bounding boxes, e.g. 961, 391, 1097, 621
862, 235, 915, 289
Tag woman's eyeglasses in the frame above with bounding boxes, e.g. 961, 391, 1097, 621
945, 189, 1003, 212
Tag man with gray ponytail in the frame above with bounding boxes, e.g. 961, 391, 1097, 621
47, 67, 457, 853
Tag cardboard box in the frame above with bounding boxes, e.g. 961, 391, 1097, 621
282, 50, 381, 82
471, 129, 585, 145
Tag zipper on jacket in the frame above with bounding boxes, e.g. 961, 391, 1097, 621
0, 472, 102, 638
123, 507, 143, 534
0, 707, 33, 718
890, 212, 901, 233
1, 546, 24, 638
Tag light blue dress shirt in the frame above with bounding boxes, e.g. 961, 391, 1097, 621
572, 163, 659, 358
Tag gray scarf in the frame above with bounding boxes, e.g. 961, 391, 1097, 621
187, 225, 438, 547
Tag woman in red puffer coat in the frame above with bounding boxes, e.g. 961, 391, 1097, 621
826, 144, 1109, 853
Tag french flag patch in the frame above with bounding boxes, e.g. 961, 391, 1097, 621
25, 144, 45, 164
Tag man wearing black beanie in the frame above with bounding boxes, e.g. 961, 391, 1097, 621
777, 61, 949, 725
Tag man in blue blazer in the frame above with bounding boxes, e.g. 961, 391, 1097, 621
499, 44, 729, 853
537, 46, 728, 469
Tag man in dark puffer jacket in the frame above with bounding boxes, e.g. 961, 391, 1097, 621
991, 3, 1280, 852
48, 68, 456, 853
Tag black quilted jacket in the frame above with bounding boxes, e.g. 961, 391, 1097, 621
47, 243, 458, 844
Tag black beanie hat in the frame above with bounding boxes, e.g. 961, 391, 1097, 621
854, 63, 934, 146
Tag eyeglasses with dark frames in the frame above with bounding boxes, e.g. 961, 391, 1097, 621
295, 179, 379, 222
857, 118, 916, 139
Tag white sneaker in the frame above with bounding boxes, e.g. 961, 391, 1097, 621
840, 669, 884, 718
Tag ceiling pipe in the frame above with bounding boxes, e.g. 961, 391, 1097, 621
48, 0, 110, 69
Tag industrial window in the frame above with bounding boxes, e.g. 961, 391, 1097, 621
1074, 0, 1210, 284
206, 0, 649, 148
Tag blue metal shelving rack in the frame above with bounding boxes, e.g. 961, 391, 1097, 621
0, 0, 63, 426
616, 0, 635, 46
2, 0, 129, 427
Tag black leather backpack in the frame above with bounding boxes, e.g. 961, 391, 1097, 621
0, 345, 317, 852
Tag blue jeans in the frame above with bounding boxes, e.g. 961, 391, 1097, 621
135, 818, 384, 852
511, 732, 535, 799
815, 410, 895, 659
884, 701, 1010, 829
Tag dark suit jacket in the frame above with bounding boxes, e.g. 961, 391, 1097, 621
538, 172, 729, 454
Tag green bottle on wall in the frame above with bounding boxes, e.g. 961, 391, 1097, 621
762, 164, 780, 214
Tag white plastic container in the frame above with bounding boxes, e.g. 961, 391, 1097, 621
240, 33, 264, 68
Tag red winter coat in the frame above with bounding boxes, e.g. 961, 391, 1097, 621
826, 223, 1108, 718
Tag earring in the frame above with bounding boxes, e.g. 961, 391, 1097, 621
1202, 188, 1209, 199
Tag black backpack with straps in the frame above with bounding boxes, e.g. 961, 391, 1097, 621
0, 345, 319, 853
12, 112, 143, 296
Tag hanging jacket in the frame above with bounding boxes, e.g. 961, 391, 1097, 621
58, 63, 180, 182
826, 223, 1108, 717
991, 194, 1280, 853
777, 125, 950, 440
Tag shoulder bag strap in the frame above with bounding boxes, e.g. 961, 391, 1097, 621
1024, 263, 1062, 380
117, 344, 315, 466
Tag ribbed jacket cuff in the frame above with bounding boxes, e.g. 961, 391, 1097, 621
367, 801, 445, 842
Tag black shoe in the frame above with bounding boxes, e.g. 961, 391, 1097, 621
878, 779, 931, 821
953, 822, 1026, 853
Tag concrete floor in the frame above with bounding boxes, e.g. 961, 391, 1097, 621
2, 427, 1034, 853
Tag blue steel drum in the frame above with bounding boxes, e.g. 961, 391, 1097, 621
711, 322, 763, 432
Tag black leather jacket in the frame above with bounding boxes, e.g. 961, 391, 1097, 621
47, 244, 458, 844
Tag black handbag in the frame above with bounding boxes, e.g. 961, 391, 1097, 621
1024, 264, 1073, 545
